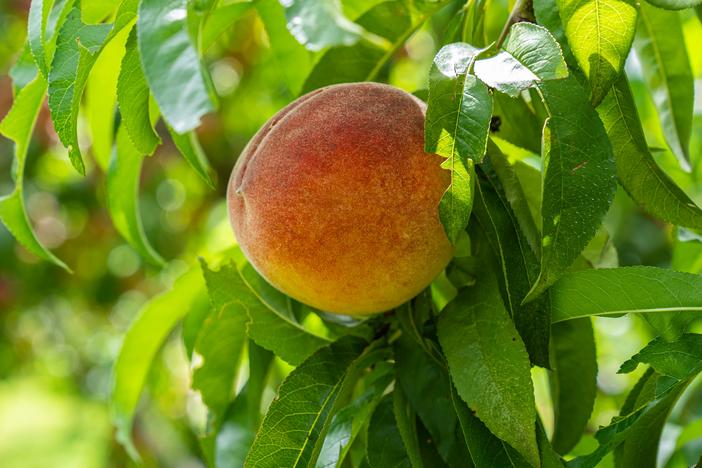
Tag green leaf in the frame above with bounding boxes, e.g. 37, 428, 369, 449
201, 1, 252, 50
634, 2, 693, 170
256, 0, 313, 97
0, 75, 70, 271
393, 384, 424, 468
549, 267, 702, 325
525, 76, 616, 301
474, 23, 567, 97
112, 267, 206, 457
137, 0, 215, 133
673, 228, 702, 274
367, 394, 412, 468
316, 364, 393, 468
486, 143, 541, 255
206, 257, 329, 366
568, 369, 690, 467
48, 6, 111, 174
214, 384, 256, 468
10, 45, 40, 93
473, 153, 550, 367
28, 0, 53, 77
491, 93, 542, 155
451, 383, 521, 467
167, 127, 216, 188
193, 260, 255, 428
86, 22, 130, 170
394, 332, 470, 468
281, 0, 367, 51
106, 125, 165, 266
438, 279, 539, 467
117, 29, 161, 156
598, 75, 702, 231
245, 336, 368, 468
214, 343, 273, 467
550, 319, 597, 454
301, 0, 444, 93
556, 0, 637, 105
82, 0, 120, 23
425, 44, 492, 243
619, 334, 702, 380
613, 369, 689, 468
646, 0, 702, 11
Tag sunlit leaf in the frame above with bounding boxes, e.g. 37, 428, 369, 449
644, 0, 702, 11
0, 75, 69, 270
193, 260, 253, 428
86, 19, 130, 170
598, 75, 702, 231
256, 0, 313, 97
106, 125, 165, 266
556, 0, 637, 105
634, 2, 693, 170
425, 43, 492, 243
202, 1, 253, 50
112, 267, 206, 457
167, 127, 216, 189
474, 22, 567, 97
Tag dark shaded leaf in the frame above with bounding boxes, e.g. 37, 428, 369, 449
473, 151, 550, 367
550, 319, 597, 454
367, 394, 412, 468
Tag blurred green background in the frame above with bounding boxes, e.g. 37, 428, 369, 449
1, 0, 702, 466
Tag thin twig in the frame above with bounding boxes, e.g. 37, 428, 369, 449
495, 0, 535, 48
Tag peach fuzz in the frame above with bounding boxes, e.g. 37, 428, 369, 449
227, 82, 453, 316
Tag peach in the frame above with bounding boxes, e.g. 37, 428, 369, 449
227, 82, 452, 316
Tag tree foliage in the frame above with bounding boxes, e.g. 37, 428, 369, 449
3, 0, 702, 466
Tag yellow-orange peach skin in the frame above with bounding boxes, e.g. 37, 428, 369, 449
227, 82, 453, 315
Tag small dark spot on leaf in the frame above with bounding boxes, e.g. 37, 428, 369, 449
571, 160, 589, 174
512, 337, 516, 341
490, 116, 501, 133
